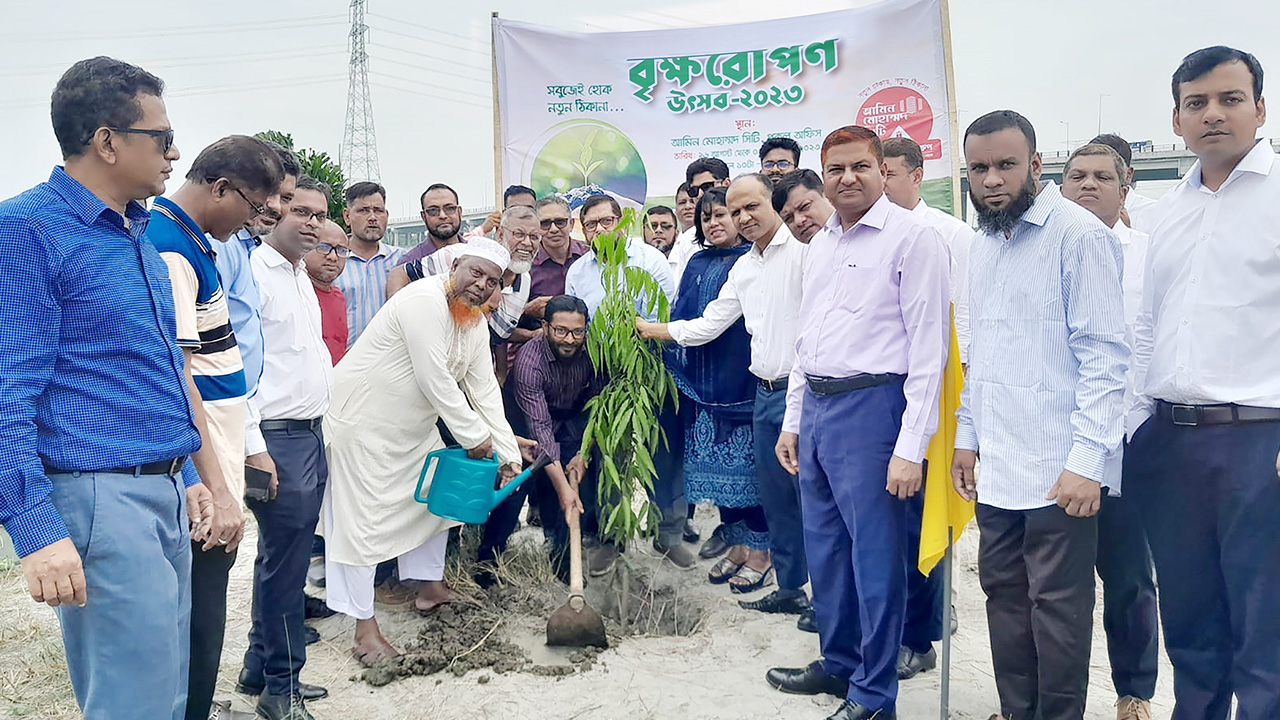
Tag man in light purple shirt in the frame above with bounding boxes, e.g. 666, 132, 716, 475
766, 126, 949, 720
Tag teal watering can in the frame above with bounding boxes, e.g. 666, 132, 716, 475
414, 446, 551, 525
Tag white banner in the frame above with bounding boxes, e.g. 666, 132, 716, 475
493, 0, 956, 213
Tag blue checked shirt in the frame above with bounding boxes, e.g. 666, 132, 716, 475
956, 182, 1128, 510
333, 242, 403, 348
0, 168, 200, 557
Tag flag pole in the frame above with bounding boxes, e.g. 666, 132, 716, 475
491, 11, 502, 205
941, 527, 953, 720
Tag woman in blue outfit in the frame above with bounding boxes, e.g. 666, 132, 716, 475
664, 188, 771, 592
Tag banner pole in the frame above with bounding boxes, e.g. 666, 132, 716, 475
939, 0, 962, 219
941, 527, 953, 720
491, 11, 502, 209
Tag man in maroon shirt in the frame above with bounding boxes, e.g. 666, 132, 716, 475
305, 220, 350, 365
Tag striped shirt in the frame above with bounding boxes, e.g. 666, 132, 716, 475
333, 241, 403, 348
513, 334, 599, 461
956, 182, 1128, 510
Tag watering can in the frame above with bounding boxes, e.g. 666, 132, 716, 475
414, 446, 551, 525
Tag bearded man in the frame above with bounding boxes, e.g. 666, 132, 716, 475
319, 238, 522, 665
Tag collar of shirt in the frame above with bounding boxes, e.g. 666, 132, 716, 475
47, 166, 150, 233
349, 241, 399, 263
1184, 137, 1274, 193
152, 196, 213, 257
232, 227, 260, 254
822, 192, 892, 238
751, 222, 795, 259
1017, 180, 1059, 230
534, 239, 588, 266
257, 240, 303, 274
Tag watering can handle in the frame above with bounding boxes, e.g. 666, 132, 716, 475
493, 452, 553, 502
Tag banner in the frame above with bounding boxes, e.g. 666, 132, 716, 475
493, 0, 957, 214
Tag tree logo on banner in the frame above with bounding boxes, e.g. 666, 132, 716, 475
857, 81, 941, 160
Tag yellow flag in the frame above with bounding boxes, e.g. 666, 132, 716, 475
918, 304, 973, 575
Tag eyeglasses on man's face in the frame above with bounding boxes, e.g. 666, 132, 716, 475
762, 159, 794, 171
231, 186, 267, 217
313, 242, 351, 258
107, 126, 175, 154
289, 205, 328, 224
505, 229, 543, 243
690, 181, 717, 197
549, 324, 587, 340
648, 221, 675, 232
539, 217, 570, 230
581, 215, 619, 233
423, 204, 460, 217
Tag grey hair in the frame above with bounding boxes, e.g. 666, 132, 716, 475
501, 205, 538, 226
535, 195, 570, 213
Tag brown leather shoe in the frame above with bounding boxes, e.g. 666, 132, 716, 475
1116, 697, 1153, 720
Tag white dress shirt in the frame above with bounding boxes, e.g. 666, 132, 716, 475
565, 237, 675, 320
1129, 139, 1280, 437
668, 227, 700, 292
912, 198, 975, 363
956, 182, 1128, 510
250, 242, 334, 425
1124, 190, 1161, 234
667, 224, 805, 381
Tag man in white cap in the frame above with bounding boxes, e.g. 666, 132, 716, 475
320, 237, 523, 665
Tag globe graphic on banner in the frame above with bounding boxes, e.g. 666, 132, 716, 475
527, 119, 648, 212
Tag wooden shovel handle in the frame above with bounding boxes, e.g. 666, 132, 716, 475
567, 505, 585, 596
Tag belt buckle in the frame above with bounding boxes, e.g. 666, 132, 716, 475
166, 456, 185, 477
1169, 404, 1199, 426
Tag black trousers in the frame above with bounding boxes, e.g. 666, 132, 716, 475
242, 424, 327, 697
977, 503, 1097, 720
1096, 474, 1159, 700
1126, 416, 1280, 720
476, 381, 534, 564
186, 541, 238, 720
753, 385, 808, 593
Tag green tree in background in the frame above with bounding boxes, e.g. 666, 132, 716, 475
254, 130, 348, 230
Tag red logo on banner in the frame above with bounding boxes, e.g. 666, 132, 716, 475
857, 87, 940, 160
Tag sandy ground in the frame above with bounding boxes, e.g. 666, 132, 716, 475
2, 506, 1176, 720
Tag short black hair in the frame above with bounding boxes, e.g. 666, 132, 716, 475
579, 194, 621, 223
419, 182, 459, 208
294, 175, 332, 205
759, 137, 801, 164
545, 294, 589, 324
185, 135, 284, 195
676, 181, 692, 197
646, 204, 676, 220
1172, 46, 1264, 104
882, 137, 924, 171
693, 187, 729, 248
1089, 133, 1133, 167
964, 110, 1037, 155
771, 168, 823, 213
503, 184, 536, 206
51, 56, 165, 159
346, 181, 386, 205
685, 157, 730, 186
260, 141, 300, 177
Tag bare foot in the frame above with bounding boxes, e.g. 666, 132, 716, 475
352, 618, 400, 667
414, 579, 458, 614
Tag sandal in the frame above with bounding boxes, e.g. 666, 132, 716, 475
729, 564, 774, 594
708, 556, 745, 584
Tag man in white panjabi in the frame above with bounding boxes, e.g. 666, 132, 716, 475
321, 237, 522, 665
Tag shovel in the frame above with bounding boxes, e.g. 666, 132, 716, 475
546, 507, 608, 648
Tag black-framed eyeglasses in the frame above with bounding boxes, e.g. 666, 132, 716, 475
313, 242, 351, 258
540, 217, 570, 230
762, 160, 794, 171
231, 186, 267, 217
690, 181, 717, 197
423, 204, 460, 217
107, 126, 174, 154
548, 325, 587, 340
582, 215, 618, 233
648, 221, 675, 231
289, 205, 328, 224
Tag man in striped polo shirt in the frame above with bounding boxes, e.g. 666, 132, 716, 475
333, 181, 396, 348
151, 135, 283, 720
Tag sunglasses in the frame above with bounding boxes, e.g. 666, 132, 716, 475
108, 126, 175, 154
690, 181, 717, 197
539, 217, 570, 230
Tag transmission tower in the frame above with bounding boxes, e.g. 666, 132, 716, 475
339, 0, 380, 182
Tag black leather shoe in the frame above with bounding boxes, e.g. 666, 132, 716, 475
256, 693, 314, 720
698, 525, 730, 559
897, 645, 937, 680
236, 668, 328, 701
950, 604, 959, 635
797, 607, 818, 633
683, 519, 701, 543
825, 699, 895, 720
765, 660, 849, 697
305, 626, 320, 645
739, 590, 811, 615
304, 596, 335, 620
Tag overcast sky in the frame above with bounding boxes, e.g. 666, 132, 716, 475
1, 0, 1274, 218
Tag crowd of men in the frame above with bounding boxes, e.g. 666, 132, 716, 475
0, 43, 1276, 720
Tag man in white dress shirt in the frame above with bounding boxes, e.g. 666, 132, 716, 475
953, 111, 1128, 720
1061, 143, 1158, 720
637, 174, 814, 630
321, 239, 521, 667
1126, 46, 1280, 720
243, 177, 335, 720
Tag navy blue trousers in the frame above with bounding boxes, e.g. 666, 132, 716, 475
651, 396, 688, 546
753, 385, 808, 593
1096, 472, 1159, 700
243, 424, 326, 697
798, 381, 908, 713
903, 485, 945, 654
1126, 416, 1280, 720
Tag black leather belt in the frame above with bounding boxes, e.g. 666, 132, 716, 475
260, 417, 323, 433
806, 373, 905, 397
44, 456, 187, 478
1156, 400, 1280, 427
757, 376, 789, 392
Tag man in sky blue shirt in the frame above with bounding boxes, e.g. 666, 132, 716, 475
0, 57, 202, 720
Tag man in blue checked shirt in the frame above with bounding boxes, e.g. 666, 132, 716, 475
0, 57, 205, 720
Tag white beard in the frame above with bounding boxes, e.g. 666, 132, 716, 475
508, 259, 532, 275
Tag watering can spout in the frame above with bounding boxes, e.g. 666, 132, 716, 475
493, 453, 552, 507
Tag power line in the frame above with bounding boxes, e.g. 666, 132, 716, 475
368, 70, 490, 102
366, 13, 488, 54
0, 74, 348, 111
340, 0, 380, 182
367, 42, 489, 79
6, 15, 346, 43
366, 54, 489, 90
0, 48, 347, 78
369, 81, 490, 111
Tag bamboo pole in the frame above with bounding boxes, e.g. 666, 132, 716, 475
939, 0, 962, 220
491, 12, 502, 207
